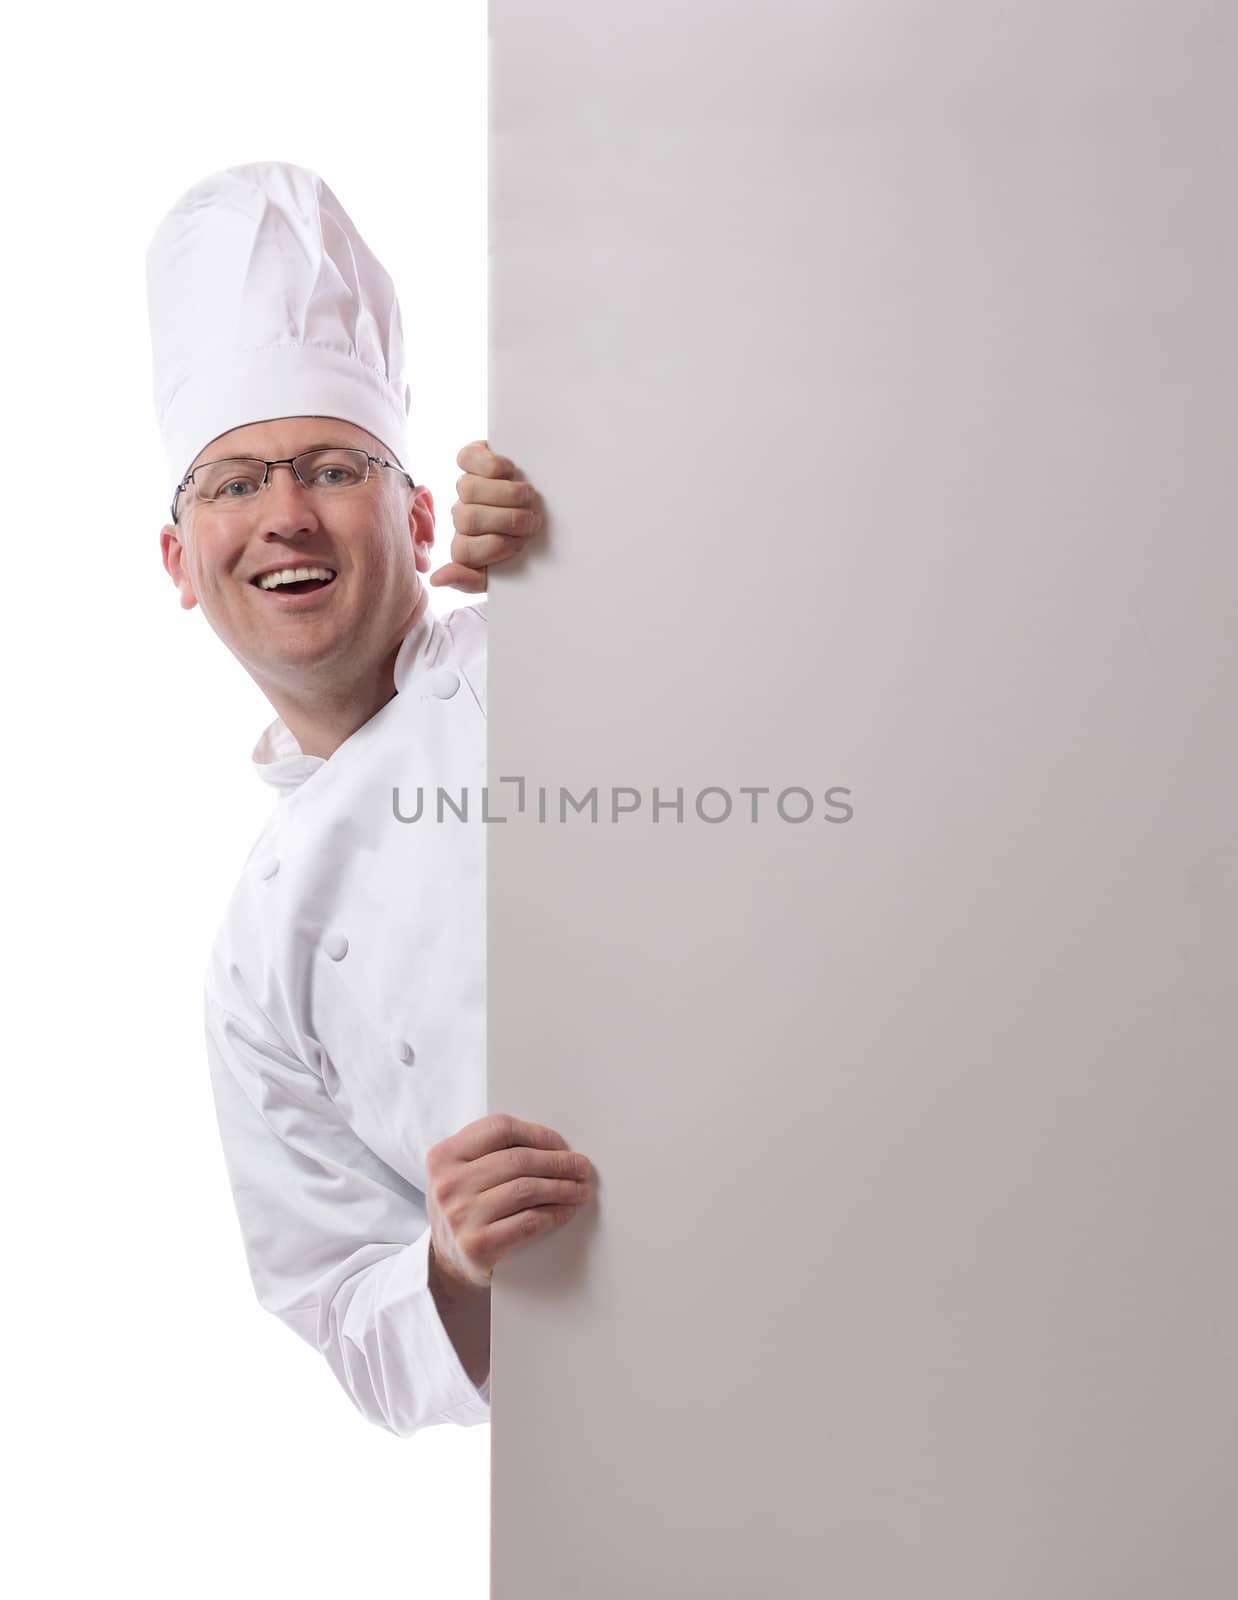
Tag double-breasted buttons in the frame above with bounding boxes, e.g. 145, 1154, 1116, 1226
392, 1037, 416, 1065
322, 930, 349, 961
425, 666, 460, 700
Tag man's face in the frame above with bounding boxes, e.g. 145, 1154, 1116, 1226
159, 415, 435, 695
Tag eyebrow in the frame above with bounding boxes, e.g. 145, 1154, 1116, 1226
217, 441, 364, 457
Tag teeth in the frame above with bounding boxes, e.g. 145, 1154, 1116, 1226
256, 566, 336, 590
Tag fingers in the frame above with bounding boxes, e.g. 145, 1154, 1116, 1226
477, 1141, 592, 1191
474, 1171, 593, 1226
424, 1114, 595, 1286
452, 496, 543, 539
455, 471, 537, 510
432, 515, 539, 593
482, 1202, 582, 1269
434, 1112, 571, 1167
447, 445, 543, 599
456, 439, 523, 479
447, 530, 531, 570
430, 1113, 591, 1188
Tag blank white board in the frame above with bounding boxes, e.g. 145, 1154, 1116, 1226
488, 3, 1237, 1594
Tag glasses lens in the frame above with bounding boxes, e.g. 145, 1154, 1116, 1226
293, 448, 369, 488
195, 459, 267, 502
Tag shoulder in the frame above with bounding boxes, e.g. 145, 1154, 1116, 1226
442, 600, 487, 652
441, 601, 487, 713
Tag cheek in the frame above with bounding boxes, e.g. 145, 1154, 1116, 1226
188, 539, 242, 600
366, 521, 417, 581
196, 557, 229, 596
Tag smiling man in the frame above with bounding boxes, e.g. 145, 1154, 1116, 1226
162, 413, 477, 761
146, 162, 590, 1440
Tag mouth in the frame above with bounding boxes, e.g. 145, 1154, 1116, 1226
250, 564, 338, 598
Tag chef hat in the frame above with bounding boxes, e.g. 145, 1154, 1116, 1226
146, 160, 412, 503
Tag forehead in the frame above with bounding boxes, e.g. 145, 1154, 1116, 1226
191, 415, 380, 471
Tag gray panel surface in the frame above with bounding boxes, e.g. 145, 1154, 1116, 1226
488, 3, 1237, 1594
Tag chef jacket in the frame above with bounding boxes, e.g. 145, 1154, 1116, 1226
203, 599, 492, 1437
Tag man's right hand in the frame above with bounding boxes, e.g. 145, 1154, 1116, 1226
430, 440, 544, 593
426, 1114, 595, 1291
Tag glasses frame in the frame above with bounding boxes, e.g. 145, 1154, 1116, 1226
171, 449, 416, 524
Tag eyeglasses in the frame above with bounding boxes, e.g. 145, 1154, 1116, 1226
171, 447, 415, 523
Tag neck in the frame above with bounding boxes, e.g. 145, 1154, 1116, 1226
260, 588, 430, 760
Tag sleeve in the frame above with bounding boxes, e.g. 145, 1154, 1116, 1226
204, 985, 491, 1436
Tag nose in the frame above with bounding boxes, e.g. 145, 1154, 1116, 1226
259, 460, 320, 537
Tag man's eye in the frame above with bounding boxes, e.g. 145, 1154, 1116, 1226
220, 479, 258, 497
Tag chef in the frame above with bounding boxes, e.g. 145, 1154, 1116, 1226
146, 161, 595, 1438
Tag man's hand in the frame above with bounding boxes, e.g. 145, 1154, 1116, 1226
426, 1114, 595, 1291
430, 440, 544, 594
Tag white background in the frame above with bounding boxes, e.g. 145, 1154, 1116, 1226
3, 5, 491, 1595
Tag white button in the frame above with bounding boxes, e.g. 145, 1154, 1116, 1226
323, 931, 349, 961
258, 854, 279, 881
392, 1038, 416, 1065
425, 667, 460, 699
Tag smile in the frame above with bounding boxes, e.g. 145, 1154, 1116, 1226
251, 565, 338, 594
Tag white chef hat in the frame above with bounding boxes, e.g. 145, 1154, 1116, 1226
146, 160, 412, 506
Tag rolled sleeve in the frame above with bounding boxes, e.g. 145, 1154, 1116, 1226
204, 991, 491, 1437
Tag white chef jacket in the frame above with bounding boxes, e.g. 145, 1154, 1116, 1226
203, 599, 493, 1437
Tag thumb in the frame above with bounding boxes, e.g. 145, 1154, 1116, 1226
430, 565, 488, 593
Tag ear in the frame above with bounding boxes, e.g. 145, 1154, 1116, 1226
160, 524, 200, 611
409, 485, 436, 575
